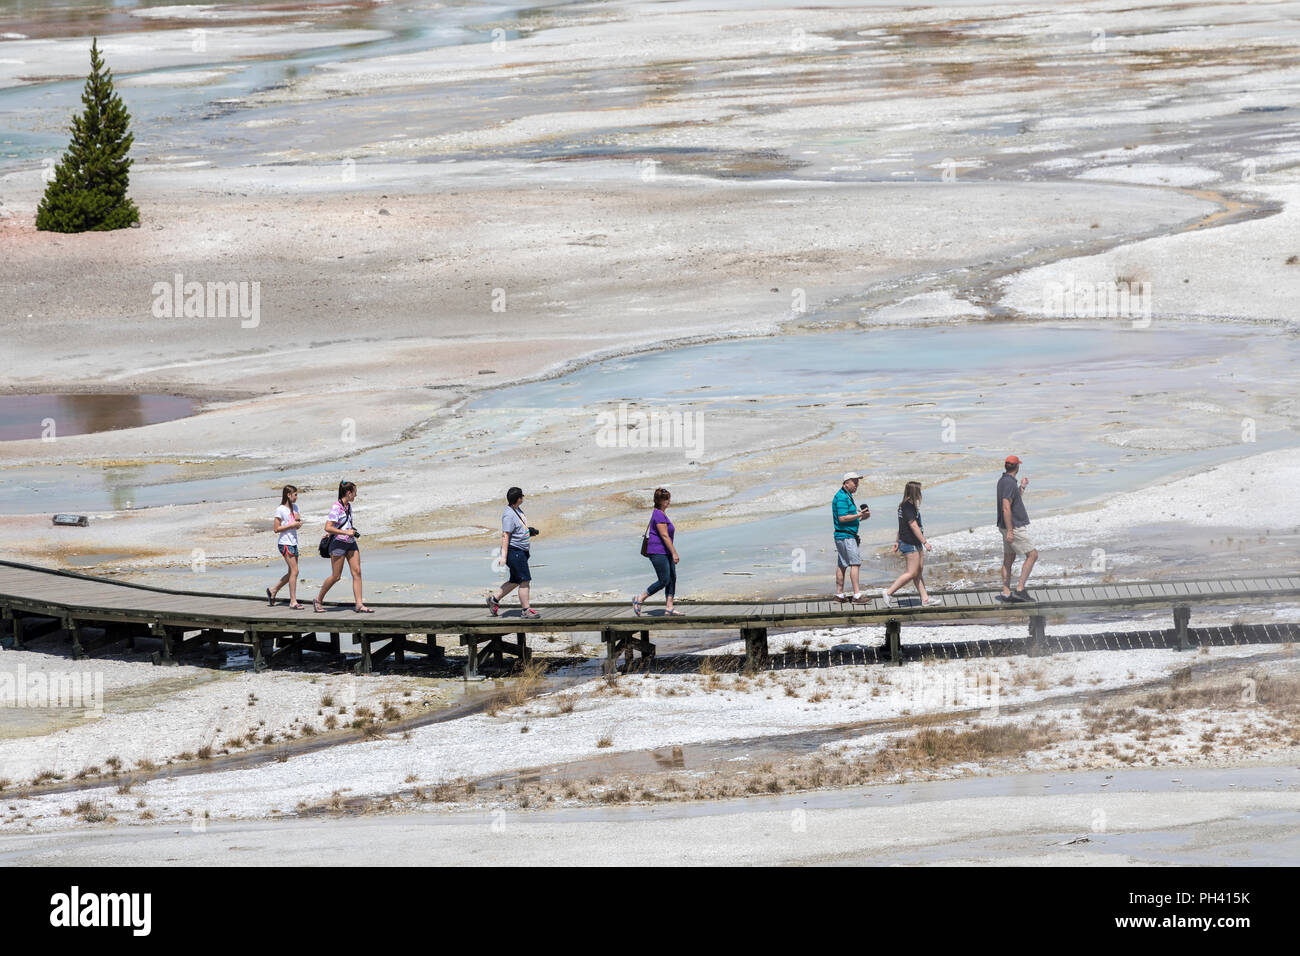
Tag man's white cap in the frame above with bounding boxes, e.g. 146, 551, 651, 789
842, 471, 864, 482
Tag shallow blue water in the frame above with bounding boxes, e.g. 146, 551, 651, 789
102, 320, 1300, 600
0, 0, 517, 168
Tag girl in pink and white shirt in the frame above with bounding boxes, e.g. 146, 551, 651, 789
314, 480, 373, 613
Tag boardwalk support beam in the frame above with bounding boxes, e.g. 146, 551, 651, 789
249, 630, 268, 672
742, 627, 768, 672
354, 632, 372, 675
601, 629, 655, 674
149, 622, 175, 666
1028, 615, 1047, 657
1173, 605, 1191, 651
884, 619, 902, 665
460, 632, 528, 677
463, 633, 479, 678
62, 616, 85, 660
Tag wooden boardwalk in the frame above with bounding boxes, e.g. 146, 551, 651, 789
1, 559, 1298, 675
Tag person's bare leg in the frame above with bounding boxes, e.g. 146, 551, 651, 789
913, 554, 929, 602
1000, 551, 1015, 596
885, 554, 916, 597
347, 551, 368, 610
517, 583, 530, 610
835, 564, 845, 595
315, 555, 344, 607
496, 581, 518, 601
849, 565, 861, 597
1017, 550, 1038, 591
286, 555, 299, 604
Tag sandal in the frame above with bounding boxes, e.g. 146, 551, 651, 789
354, 605, 375, 613
266, 587, 276, 607
289, 602, 305, 610
313, 600, 325, 613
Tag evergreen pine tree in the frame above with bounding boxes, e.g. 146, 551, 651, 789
35, 38, 139, 232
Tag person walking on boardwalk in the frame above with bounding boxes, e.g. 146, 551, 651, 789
487, 486, 540, 619
832, 470, 870, 602
996, 455, 1038, 603
882, 480, 937, 607
633, 487, 682, 616
267, 484, 304, 609
314, 480, 373, 613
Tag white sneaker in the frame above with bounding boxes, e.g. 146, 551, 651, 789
920, 596, 941, 606
880, 589, 893, 607
852, 592, 862, 602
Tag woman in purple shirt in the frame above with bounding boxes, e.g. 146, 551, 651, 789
633, 487, 681, 616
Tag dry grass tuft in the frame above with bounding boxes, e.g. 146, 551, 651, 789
871, 721, 1059, 775
507, 660, 548, 707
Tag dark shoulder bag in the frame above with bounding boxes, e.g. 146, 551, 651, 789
319, 503, 352, 558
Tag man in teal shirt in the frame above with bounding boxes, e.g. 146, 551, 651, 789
832, 471, 870, 601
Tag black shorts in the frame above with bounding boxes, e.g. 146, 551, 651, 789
505, 546, 531, 584
328, 538, 358, 558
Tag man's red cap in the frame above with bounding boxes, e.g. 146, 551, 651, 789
1005, 455, 1021, 465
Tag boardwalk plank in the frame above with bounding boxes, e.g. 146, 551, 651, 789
1, 563, 1297, 641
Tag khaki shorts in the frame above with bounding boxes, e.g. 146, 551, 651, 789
1001, 527, 1036, 557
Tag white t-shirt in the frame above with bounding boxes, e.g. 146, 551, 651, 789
275, 504, 299, 547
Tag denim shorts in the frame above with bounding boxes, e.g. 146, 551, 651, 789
505, 546, 531, 584
898, 541, 922, 555
278, 544, 299, 559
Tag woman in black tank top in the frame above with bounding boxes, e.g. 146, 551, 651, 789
882, 481, 937, 607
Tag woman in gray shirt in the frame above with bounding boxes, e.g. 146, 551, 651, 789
487, 486, 540, 619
